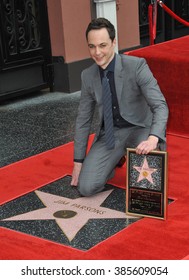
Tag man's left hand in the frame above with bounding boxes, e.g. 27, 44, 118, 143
136, 135, 159, 154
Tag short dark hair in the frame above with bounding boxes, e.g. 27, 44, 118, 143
85, 18, 115, 41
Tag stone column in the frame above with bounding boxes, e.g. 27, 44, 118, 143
94, 0, 118, 52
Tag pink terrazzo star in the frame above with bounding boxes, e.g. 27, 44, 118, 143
133, 157, 157, 184
3, 189, 137, 241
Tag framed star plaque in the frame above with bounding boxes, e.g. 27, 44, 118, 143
126, 148, 168, 220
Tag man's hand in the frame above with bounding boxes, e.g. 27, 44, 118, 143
136, 135, 159, 154
71, 162, 83, 186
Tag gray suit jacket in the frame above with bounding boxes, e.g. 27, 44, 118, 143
74, 54, 169, 160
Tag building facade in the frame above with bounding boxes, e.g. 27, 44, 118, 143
0, 0, 189, 99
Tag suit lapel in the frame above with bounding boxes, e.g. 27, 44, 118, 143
114, 54, 124, 105
92, 64, 103, 102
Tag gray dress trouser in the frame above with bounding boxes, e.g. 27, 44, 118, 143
78, 126, 151, 196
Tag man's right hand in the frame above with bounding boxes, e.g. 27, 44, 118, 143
71, 162, 83, 186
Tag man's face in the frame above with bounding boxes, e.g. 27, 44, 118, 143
87, 28, 116, 69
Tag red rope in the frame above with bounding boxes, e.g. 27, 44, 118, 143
158, 0, 189, 27
148, 4, 154, 45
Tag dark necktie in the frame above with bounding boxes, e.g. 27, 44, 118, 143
102, 70, 115, 149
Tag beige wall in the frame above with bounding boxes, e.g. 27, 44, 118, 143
47, 0, 91, 63
47, 0, 65, 57
47, 0, 140, 62
117, 0, 140, 50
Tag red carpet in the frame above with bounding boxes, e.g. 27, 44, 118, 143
126, 35, 189, 138
0, 133, 189, 260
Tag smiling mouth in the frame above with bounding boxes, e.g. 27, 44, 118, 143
95, 56, 104, 63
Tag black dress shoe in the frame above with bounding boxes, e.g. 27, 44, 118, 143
116, 156, 126, 167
